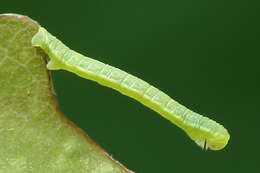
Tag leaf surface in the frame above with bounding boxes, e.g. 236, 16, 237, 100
0, 13, 132, 173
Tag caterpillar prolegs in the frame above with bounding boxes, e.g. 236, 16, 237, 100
32, 27, 230, 150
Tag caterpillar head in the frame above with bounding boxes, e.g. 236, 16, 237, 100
205, 132, 230, 150
195, 133, 230, 150
188, 126, 230, 150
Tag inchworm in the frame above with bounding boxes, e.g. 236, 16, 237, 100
32, 27, 230, 150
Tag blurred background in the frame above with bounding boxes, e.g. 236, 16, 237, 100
1, 0, 259, 172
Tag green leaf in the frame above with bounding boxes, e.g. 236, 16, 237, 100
0, 14, 133, 173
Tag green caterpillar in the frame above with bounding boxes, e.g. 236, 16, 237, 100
32, 27, 230, 150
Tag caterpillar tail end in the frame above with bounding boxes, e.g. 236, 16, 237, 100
31, 27, 47, 47
46, 59, 62, 70
32, 27, 62, 70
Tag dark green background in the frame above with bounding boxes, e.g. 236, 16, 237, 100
2, 0, 259, 172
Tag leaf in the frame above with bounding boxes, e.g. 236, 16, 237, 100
0, 13, 133, 173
